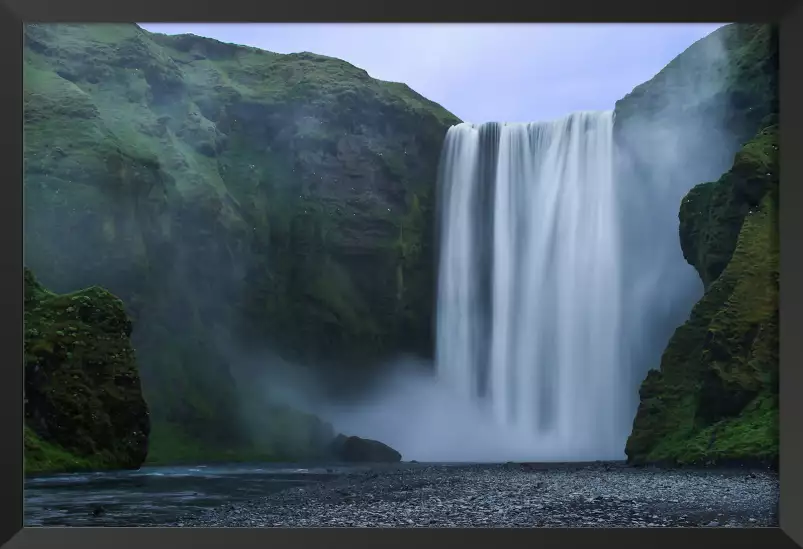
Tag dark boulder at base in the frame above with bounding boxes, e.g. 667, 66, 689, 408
330, 434, 402, 463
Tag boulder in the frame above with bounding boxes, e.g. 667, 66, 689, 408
330, 434, 402, 463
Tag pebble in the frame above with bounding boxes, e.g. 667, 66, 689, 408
169, 463, 779, 528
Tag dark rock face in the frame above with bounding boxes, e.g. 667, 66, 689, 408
23, 23, 459, 461
24, 268, 151, 473
623, 26, 779, 465
330, 434, 402, 463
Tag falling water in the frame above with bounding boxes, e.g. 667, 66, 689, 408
436, 112, 627, 460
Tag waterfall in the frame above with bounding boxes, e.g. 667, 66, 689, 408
435, 111, 628, 459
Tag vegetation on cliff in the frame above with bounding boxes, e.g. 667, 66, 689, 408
24, 268, 151, 474
23, 23, 459, 463
614, 23, 779, 465
625, 120, 779, 466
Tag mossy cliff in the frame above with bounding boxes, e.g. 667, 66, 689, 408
627, 120, 778, 463
613, 22, 779, 465
624, 122, 779, 465
23, 23, 459, 463
24, 268, 151, 474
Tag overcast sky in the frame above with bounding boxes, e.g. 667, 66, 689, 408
139, 23, 724, 124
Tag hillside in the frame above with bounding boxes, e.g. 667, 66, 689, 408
23, 23, 460, 464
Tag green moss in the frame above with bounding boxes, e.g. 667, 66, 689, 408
144, 422, 279, 465
679, 124, 778, 288
24, 268, 151, 474
25, 425, 117, 475
626, 122, 779, 465
145, 402, 336, 465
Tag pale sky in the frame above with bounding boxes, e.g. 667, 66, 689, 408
139, 23, 725, 124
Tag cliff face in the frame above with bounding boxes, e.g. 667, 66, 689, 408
621, 23, 779, 465
23, 23, 460, 461
625, 123, 778, 465
610, 24, 779, 430
24, 268, 151, 474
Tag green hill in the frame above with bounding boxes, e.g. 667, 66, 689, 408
23, 23, 459, 465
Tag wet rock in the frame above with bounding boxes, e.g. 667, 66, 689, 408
330, 434, 402, 463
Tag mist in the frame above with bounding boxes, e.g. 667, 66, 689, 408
320, 357, 611, 463
614, 24, 739, 426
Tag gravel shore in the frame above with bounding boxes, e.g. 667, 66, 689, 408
170, 462, 779, 527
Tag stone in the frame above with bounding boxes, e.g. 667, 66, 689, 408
330, 434, 402, 462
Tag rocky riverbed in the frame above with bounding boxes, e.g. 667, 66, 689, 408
170, 462, 779, 528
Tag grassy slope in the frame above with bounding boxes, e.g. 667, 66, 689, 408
24, 268, 151, 474
625, 123, 779, 465
23, 23, 459, 466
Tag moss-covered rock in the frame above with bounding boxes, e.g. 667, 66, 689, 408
24, 268, 151, 474
679, 123, 778, 289
625, 120, 779, 466
613, 22, 778, 453
23, 23, 459, 461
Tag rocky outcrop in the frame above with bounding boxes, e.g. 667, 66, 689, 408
612, 22, 778, 363
625, 121, 778, 466
330, 434, 403, 462
24, 268, 151, 474
23, 23, 459, 462
614, 23, 779, 465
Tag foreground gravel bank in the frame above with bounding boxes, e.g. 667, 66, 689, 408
170, 463, 778, 527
